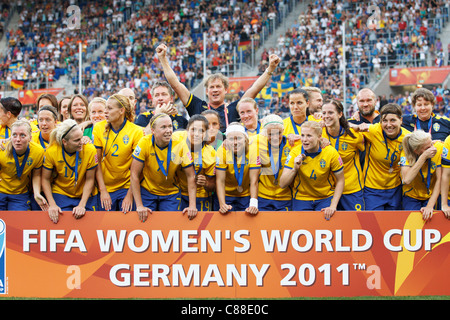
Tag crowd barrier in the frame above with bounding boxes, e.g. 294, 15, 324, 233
0, 210, 448, 299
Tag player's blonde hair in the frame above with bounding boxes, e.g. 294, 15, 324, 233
5, 120, 32, 158
49, 119, 79, 146
301, 120, 322, 136
402, 130, 432, 166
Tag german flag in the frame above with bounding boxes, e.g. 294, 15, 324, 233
10, 79, 24, 89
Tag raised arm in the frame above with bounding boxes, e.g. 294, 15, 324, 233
242, 54, 280, 99
156, 43, 191, 106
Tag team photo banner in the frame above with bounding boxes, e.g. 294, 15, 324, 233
0, 210, 448, 298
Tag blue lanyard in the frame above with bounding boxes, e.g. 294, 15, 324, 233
12, 146, 30, 178
233, 154, 245, 187
5, 127, 10, 139
268, 137, 286, 182
382, 130, 401, 171
39, 132, 48, 149
188, 138, 203, 175
153, 135, 172, 179
419, 159, 432, 193
326, 126, 345, 151
103, 119, 127, 159
62, 147, 80, 186
245, 121, 261, 135
290, 116, 302, 135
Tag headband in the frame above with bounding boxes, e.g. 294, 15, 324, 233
111, 96, 126, 109
38, 106, 58, 119
150, 113, 169, 128
263, 120, 284, 128
225, 124, 248, 138
62, 123, 77, 140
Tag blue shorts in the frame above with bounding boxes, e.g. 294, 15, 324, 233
211, 193, 220, 211
338, 190, 365, 211
258, 197, 291, 211
292, 196, 332, 211
52, 193, 97, 211
0, 193, 30, 211
364, 186, 402, 211
140, 187, 180, 211
100, 188, 135, 211
402, 195, 441, 210
225, 196, 249, 211
30, 192, 44, 211
180, 194, 212, 211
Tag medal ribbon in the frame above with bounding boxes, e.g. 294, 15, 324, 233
153, 135, 172, 179
13, 146, 30, 178
268, 137, 286, 183
233, 154, 245, 188
62, 147, 80, 186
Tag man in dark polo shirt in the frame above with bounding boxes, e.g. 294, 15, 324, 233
156, 43, 280, 132
348, 88, 381, 126
347, 88, 381, 170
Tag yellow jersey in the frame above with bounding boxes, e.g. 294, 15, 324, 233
0, 141, 44, 194
29, 119, 40, 133
400, 141, 443, 201
362, 123, 410, 190
323, 127, 365, 194
32, 131, 50, 149
176, 134, 216, 198
257, 134, 292, 201
0, 125, 10, 140
285, 144, 344, 201
215, 141, 261, 197
43, 143, 98, 198
93, 119, 143, 193
283, 116, 305, 138
132, 132, 193, 196
244, 121, 262, 138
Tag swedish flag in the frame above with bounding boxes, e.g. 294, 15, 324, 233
270, 82, 294, 97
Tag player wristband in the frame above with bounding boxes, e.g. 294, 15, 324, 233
249, 198, 258, 209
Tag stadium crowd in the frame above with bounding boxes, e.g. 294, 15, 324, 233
256, 0, 450, 116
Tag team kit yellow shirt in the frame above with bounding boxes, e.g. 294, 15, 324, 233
0, 125, 10, 140
285, 144, 344, 201
93, 119, 143, 193
362, 123, 410, 190
132, 132, 193, 196
215, 140, 261, 198
257, 134, 292, 201
282, 116, 304, 140
322, 127, 365, 194
43, 143, 98, 198
400, 141, 443, 201
177, 145, 216, 199
0, 141, 44, 194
